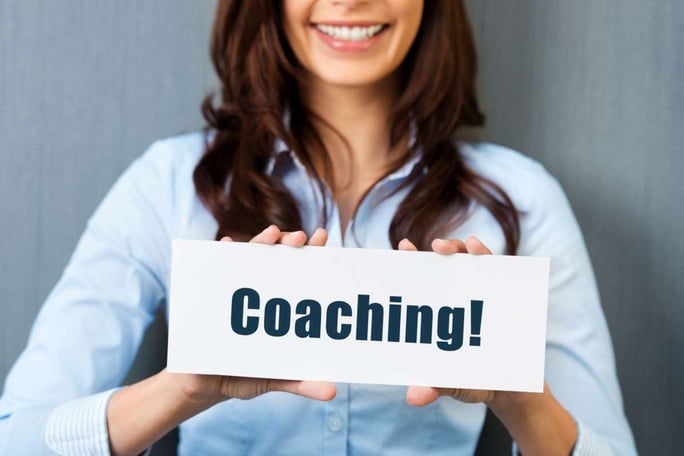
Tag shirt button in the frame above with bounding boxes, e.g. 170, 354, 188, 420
328, 415, 343, 432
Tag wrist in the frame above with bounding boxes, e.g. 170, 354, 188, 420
107, 371, 212, 456
160, 369, 226, 410
487, 388, 548, 420
489, 386, 577, 456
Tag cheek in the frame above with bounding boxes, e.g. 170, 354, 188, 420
386, 1, 423, 63
396, 0, 424, 41
394, 0, 425, 17
282, 1, 313, 65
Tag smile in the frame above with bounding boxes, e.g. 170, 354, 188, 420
314, 24, 387, 42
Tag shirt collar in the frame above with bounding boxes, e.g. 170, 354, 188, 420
265, 138, 307, 175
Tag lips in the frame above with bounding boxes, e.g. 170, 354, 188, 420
311, 22, 389, 52
315, 24, 386, 41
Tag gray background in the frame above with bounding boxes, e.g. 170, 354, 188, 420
0, 1, 681, 454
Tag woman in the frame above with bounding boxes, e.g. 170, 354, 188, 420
0, 1, 636, 455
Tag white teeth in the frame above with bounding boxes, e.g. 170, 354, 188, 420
316, 24, 384, 41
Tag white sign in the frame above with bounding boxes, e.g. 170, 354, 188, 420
167, 240, 549, 393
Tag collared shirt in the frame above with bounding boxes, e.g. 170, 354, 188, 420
0, 132, 637, 455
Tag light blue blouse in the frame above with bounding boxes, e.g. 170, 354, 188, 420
0, 132, 637, 455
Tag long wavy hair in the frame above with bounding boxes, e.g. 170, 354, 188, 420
194, 0, 520, 254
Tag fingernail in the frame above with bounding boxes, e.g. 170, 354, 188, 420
436, 239, 449, 245
289, 231, 304, 237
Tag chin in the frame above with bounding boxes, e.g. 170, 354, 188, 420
311, 65, 394, 89
320, 74, 387, 88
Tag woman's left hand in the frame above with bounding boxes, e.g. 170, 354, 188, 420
398, 236, 577, 455
397, 235, 537, 410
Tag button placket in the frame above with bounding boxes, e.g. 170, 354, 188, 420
323, 383, 349, 455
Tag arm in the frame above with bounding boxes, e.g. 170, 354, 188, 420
402, 169, 637, 455
0, 141, 172, 454
0, 142, 334, 455
516, 171, 637, 454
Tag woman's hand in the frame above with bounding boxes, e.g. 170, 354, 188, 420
397, 236, 577, 455
168, 225, 335, 408
108, 225, 334, 456
397, 236, 514, 407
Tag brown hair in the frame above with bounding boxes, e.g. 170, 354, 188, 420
194, 0, 520, 254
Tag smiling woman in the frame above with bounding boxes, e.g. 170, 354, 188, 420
0, 0, 637, 455
195, 0, 519, 254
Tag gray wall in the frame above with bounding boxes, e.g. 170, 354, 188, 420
0, 1, 681, 454
466, 1, 683, 454
0, 1, 216, 368
0, 1, 216, 450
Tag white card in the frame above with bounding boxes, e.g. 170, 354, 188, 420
167, 240, 549, 392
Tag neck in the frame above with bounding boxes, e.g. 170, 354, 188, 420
301, 75, 404, 186
299, 74, 409, 234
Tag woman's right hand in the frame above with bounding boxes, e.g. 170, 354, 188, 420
165, 224, 336, 408
108, 225, 334, 456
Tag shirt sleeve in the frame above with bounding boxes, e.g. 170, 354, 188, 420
44, 389, 118, 455
514, 168, 637, 455
0, 140, 177, 455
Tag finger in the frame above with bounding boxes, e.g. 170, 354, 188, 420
398, 238, 418, 251
308, 228, 328, 247
295, 380, 337, 401
465, 236, 492, 255
269, 379, 337, 401
278, 230, 308, 247
220, 236, 233, 242
406, 386, 441, 407
407, 386, 476, 406
431, 238, 467, 255
250, 225, 281, 244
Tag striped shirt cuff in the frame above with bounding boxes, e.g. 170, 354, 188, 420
571, 421, 614, 455
511, 421, 614, 456
45, 389, 118, 455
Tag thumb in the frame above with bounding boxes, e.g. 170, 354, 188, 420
271, 379, 337, 401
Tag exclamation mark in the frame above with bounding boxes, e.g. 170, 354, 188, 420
469, 300, 483, 346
